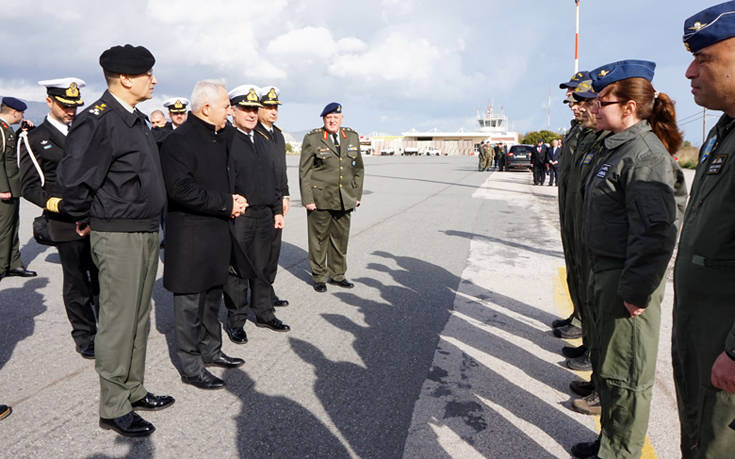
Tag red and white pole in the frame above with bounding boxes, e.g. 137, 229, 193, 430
574, 0, 580, 73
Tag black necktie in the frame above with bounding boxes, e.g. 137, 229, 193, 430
332, 133, 339, 147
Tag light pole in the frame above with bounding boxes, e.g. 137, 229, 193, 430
575, 0, 580, 73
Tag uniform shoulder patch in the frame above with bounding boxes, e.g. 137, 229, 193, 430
341, 126, 356, 133
308, 128, 323, 135
88, 102, 109, 116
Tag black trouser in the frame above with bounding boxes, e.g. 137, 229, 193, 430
548, 165, 558, 186
223, 208, 276, 327
266, 228, 282, 302
173, 286, 223, 377
533, 164, 546, 185
56, 238, 100, 348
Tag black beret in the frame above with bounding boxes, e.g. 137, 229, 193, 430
1, 97, 27, 111
99, 44, 155, 74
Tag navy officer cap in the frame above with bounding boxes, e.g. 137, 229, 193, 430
320, 102, 342, 117
572, 80, 597, 101
99, 44, 155, 74
590, 60, 656, 92
559, 71, 590, 89
1, 96, 27, 112
684, 1, 735, 53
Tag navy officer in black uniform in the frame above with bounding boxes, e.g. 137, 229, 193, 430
58, 44, 174, 438
256, 85, 290, 308
223, 84, 290, 341
18, 77, 99, 359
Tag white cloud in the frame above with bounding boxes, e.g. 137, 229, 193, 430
267, 27, 337, 59
0, 80, 48, 102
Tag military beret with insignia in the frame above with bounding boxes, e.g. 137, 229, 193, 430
38, 77, 86, 106
258, 86, 282, 105
1, 96, 27, 112
684, 1, 735, 53
99, 44, 155, 74
163, 97, 190, 113
590, 60, 655, 92
229, 84, 263, 108
320, 102, 342, 117
559, 71, 590, 89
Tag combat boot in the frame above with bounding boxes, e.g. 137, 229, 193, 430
572, 391, 601, 415
570, 379, 595, 397
571, 437, 600, 458
553, 323, 583, 339
566, 352, 592, 371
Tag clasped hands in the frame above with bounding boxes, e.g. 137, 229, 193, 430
231, 194, 248, 217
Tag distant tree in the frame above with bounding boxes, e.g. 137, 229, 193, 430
521, 130, 561, 145
285, 143, 295, 154
682, 140, 692, 148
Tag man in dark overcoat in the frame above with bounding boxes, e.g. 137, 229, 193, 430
160, 80, 246, 390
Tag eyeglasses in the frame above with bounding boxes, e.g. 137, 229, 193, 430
594, 99, 625, 108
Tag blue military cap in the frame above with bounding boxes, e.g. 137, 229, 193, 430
559, 71, 590, 89
683, 1, 735, 53
320, 102, 342, 117
1, 96, 27, 112
590, 60, 656, 92
572, 80, 596, 101
99, 44, 155, 74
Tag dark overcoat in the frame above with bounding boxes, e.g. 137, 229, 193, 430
160, 114, 233, 294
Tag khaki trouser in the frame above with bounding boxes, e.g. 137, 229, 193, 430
588, 265, 664, 459
307, 208, 351, 283
90, 231, 159, 418
0, 197, 22, 272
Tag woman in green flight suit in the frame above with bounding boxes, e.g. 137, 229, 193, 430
570, 60, 687, 459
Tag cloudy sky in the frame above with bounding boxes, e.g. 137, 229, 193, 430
1, 0, 713, 143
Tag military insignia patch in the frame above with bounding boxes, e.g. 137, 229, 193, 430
581, 153, 594, 165
596, 163, 611, 178
267, 88, 277, 100
689, 21, 706, 32
66, 82, 79, 98
43, 144, 52, 150
89, 103, 107, 115
701, 135, 717, 163
707, 154, 728, 175
598, 69, 609, 77
173, 100, 184, 110
1, 121, 7, 129
246, 89, 259, 102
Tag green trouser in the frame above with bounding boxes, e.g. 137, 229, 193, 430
478, 155, 487, 171
0, 197, 22, 272
307, 208, 351, 283
589, 264, 664, 459
90, 231, 159, 419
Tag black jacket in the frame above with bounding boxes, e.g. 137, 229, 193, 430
255, 122, 289, 198
531, 144, 547, 166
160, 114, 233, 294
229, 129, 282, 214
58, 90, 166, 232
18, 119, 81, 242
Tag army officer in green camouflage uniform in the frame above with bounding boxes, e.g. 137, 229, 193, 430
674, 4, 735, 456
299, 102, 364, 293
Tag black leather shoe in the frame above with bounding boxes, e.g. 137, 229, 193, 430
551, 316, 573, 328
181, 370, 225, 390
0, 404, 11, 421
313, 282, 327, 292
255, 317, 291, 332
553, 323, 583, 339
7, 267, 37, 277
273, 298, 289, 307
77, 341, 95, 359
205, 353, 244, 368
99, 412, 155, 437
225, 326, 248, 344
131, 392, 175, 411
571, 438, 600, 458
328, 278, 355, 288
562, 344, 587, 358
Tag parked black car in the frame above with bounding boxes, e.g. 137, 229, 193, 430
504, 144, 534, 170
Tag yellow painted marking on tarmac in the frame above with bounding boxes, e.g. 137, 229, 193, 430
553, 267, 658, 459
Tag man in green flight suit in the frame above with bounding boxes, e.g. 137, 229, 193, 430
299, 102, 364, 293
0, 97, 37, 279
674, 4, 735, 456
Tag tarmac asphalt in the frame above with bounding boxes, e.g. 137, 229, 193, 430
0, 155, 690, 457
